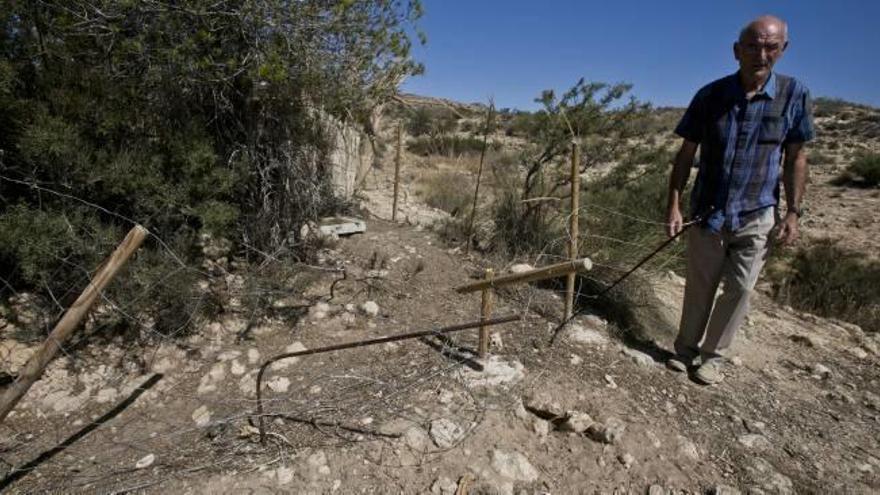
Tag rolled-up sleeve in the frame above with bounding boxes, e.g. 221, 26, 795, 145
785, 84, 815, 144
675, 89, 706, 143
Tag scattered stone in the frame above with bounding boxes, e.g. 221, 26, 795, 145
675, 435, 700, 461
730, 356, 744, 367
305, 450, 331, 479
309, 302, 331, 320
461, 356, 524, 388
230, 359, 246, 376
738, 434, 771, 451
743, 419, 767, 434
429, 418, 466, 448
570, 354, 583, 365
360, 301, 380, 317
216, 350, 241, 362
95, 388, 119, 404
523, 391, 565, 419
746, 458, 793, 494
587, 418, 625, 445
437, 390, 455, 405
849, 347, 869, 360
489, 332, 504, 350
197, 362, 227, 395
558, 411, 594, 433
811, 363, 832, 379
0, 340, 37, 375
567, 324, 608, 347
856, 463, 874, 474
246, 345, 265, 363
490, 450, 539, 482
604, 375, 618, 389
622, 347, 654, 367
192, 405, 211, 427
276, 466, 294, 484
135, 454, 155, 469
267, 376, 291, 393
708, 485, 742, 495
430, 476, 457, 495
532, 418, 551, 439
789, 334, 825, 348
647, 485, 667, 495
617, 452, 635, 469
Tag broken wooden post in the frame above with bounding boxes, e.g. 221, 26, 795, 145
565, 141, 581, 320
455, 257, 593, 294
392, 121, 402, 222
0, 225, 148, 424
478, 268, 494, 358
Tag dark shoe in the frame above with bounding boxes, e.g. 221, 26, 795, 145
694, 358, 725, 385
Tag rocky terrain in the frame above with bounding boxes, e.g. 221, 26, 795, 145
0, 97, 878, 494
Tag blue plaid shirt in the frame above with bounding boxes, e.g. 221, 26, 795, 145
675, 72, 815, 232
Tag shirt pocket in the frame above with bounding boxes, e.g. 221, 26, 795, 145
758, 116, 785, 144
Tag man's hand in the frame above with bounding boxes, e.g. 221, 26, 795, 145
667, 204, 684, 238
775, 212, 800, 245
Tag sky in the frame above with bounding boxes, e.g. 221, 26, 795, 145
401, 0, 880, 110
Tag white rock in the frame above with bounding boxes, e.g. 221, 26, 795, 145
567, 324, 608, 346
192, 405, 211, 427
648, 485, 667, 495
738, 433, 771, 451
430, 476, 457, 495
135, 454, 155, 469
267, 376, 291, 393
306, 451, 331, 479
570, 354, 583, 365
587, 418, 625, 444
617, 452, 635, 469
429, 418, 466, 449
360, 301, 380, 317
489, 332, 504, 350
811, 363, 832, 379
490, 450, 539, 482
675, 435, 700, 461
461, 356, 524, 388
229, 359, 246, 376
276, 466, 294, 484
709, 485, 742, 495
216, 350, 241, 362
622, 347, 654, 367
309, 302, 330, 320
523, 391, 565, 419
558, 411, 594, 433
95, 388, 119, 404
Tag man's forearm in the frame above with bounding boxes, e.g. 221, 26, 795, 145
783, 144, 808, 212
667, 146, 695, 211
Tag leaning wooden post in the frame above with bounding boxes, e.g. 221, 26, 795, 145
465, 102, 495, 254
0, 225, 148, 424
564, 141, 580, 320
392, 121, 402, 222
478, 268, 494, 359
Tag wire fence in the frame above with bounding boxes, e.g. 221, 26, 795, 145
0, 131, 690, 492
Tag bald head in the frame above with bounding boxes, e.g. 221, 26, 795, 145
739, 15, 788, 43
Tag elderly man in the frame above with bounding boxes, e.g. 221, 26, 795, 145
665, 15, 814, 384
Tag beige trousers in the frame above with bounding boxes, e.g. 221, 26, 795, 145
675, 207, 776, 359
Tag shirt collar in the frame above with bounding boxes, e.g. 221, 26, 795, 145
732, 71, 777, 100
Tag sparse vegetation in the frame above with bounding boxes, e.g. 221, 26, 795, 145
420, 171, 473, 215
407, 135, 497, 157
842, 153, 880, 186
768, 239, 880, 333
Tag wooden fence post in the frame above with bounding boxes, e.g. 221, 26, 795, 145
466, 102, 495, 254
478, 268, 494, 359
565, 141, 580, 320
0, 225, 148, 424
392, 122, 402, 222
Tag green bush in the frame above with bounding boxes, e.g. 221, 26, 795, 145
845, 153, 880, 186
767, 240, 880, 333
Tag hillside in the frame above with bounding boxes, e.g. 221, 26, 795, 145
1, 95, 879, 494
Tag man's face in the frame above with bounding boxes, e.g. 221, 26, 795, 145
734, 25, 787, 83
